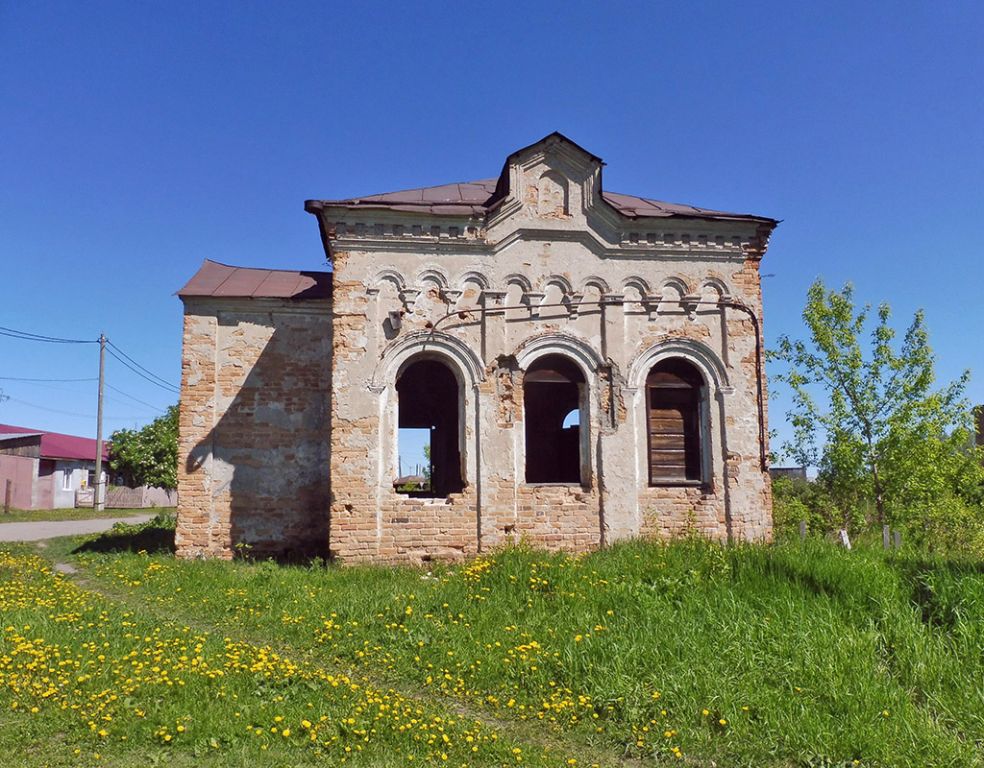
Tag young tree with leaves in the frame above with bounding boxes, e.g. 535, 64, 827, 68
109, 405, 179, 490
770, 280, 978, 532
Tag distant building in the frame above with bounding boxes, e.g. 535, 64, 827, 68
0, 424, 108, 510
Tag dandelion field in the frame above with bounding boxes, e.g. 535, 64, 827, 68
1, 527, 981, 767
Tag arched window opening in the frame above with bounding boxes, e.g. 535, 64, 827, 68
524, 354, 585, 484
396, 359, 463, 497
646, 359, 705, 485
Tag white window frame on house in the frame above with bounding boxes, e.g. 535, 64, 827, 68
61, 468, 73, 491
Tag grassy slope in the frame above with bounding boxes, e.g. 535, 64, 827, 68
1, 528, 981, 767
0, 507, 170, 524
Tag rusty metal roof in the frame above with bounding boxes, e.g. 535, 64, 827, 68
305, 133, 777, 225
307, 178, 775, 224
177, 260, 332, 300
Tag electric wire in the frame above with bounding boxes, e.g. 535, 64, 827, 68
7, 396, 150, 421
106, 348, 180, 395
0, 376, 98, 383
0, 378, 167, 413
0, 325, 97, 344
0, 325, 179, 393
106, 384, 167, 413
106, 340, 179, 391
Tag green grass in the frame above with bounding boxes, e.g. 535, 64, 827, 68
0, 506, 168, 524
2, 523, 982, 767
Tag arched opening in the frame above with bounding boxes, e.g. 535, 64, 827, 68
524, 354, 585, 484
396, 358, 464, 497
646, 359, 705, 485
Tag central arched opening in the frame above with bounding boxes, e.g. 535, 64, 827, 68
524, 354, 585, 484
396, 358, 464, 497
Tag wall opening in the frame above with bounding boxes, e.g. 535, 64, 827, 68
524, 354, 585, 484
646, 358, 704, 484
396, 358, 463, 497
397, 427, 431, 493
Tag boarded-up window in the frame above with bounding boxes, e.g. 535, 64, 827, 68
647, 359, 703, 484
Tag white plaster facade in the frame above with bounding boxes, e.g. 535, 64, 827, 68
301, 133, 777, 562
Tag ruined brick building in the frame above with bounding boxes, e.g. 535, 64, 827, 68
176, 133, 778, 563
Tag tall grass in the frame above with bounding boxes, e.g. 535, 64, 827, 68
52, 533, 983, 767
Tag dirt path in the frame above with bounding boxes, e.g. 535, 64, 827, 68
60, 556, 630, 768
0, 514, 153, 541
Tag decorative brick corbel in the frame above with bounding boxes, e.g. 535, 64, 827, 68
483, 289, 506, 307
400, 288, 420, 313
642, 296, 659, 321
527, 291, 545, 318
682, 293, 701, 320
568, 292, 583, 318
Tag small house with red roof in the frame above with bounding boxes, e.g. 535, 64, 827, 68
0, 424, 109, 510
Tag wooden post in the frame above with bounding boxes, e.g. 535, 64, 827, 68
799, 520, 807, 541
882, 524, 890, 549
838, 529, 852, 550
893, 530, 901, 549
3, 480, 11, 515
94, 334, 106, 511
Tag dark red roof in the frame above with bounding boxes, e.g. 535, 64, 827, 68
305, 133, 777, 225
308, 180, 774, 224
0, 424, 109, 462
177, 260, 332, 300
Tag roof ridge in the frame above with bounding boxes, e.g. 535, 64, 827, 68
202, 258, 329, 275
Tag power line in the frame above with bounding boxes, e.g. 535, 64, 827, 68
0, 325, 97, 344
0, 377, 165, 414
107, 340, 179, 391
106, 347, 180, 395
0, 376, 98, 383
106, 341, 178, 389
0, 324, 180, 395
106, 384, 168, 413
6, 396, 151, 421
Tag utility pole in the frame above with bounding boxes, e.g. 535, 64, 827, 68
94, 334, 106, 511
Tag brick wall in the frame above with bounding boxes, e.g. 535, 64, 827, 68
176, 298, 332, 559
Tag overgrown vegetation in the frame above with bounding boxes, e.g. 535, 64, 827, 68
108, 405, 179, 490
1, 535, 981, 767
770, 280, 984, 554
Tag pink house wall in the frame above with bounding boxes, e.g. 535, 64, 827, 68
0, 454, 37, 510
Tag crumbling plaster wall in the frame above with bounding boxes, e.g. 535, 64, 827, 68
176, 298, 332, 559
324, 149, 773, 563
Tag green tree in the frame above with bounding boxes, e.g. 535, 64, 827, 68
770, 280, 979, 532
109, 405, 179, 490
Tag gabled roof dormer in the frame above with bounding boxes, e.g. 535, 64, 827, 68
485, 132, 605, 227
303, 132, 778, 262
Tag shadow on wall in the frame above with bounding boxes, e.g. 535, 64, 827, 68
185, 312, 332, 562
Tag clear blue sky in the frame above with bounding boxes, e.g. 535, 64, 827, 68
2, 2, 981, 458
